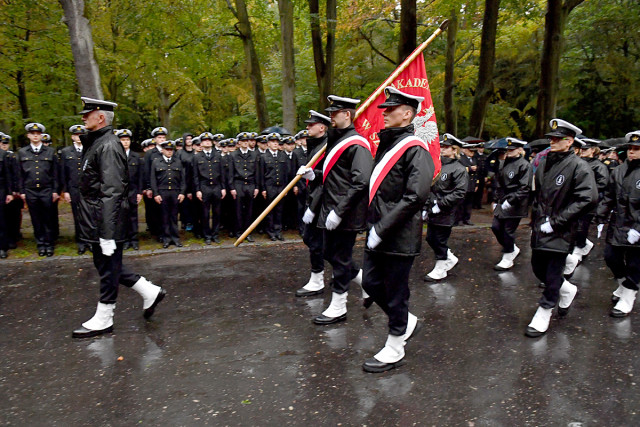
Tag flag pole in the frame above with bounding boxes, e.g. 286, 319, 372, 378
234, 20, 448, 247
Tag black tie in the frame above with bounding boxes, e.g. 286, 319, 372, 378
206, 152, 211, 159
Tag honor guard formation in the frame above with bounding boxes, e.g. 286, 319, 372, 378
1, 93, 640, 373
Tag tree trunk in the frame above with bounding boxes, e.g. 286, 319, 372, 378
234, 0, 269, 130
158, 88, 171, 129
59, 0, 103, 99
309, 0, 336, 110
278, 0, 296, 132
468, 0, 500, 137
398, 0, 417, 63
443, 7, 458, 135
535, 0, 584, 137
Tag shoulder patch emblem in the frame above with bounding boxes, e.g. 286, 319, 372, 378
555, 174, 565, 186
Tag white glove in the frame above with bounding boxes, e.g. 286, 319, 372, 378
367, 226, 382, 249
297, 166, 315, 181
501, 200, 512, 211
492, 203, 497, 211
597, 224, 604, 239
431, 202, 441, 214
302, 208, 315, 224
99, 238, 116, 256
325, 210, 342, 230
422, 210, 428, 221
628, 229, 640, 244
540, 221, 553, 234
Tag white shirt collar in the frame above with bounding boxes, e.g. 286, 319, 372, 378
30, 143, 42, 152
240, 148, 249, 154
269, 149, 279, 156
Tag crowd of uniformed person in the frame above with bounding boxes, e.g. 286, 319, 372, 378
2, 114, 640, 340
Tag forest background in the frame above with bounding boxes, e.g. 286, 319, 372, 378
1, 0, 638, 149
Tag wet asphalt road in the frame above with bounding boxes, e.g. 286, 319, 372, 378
1, 219, 639, 426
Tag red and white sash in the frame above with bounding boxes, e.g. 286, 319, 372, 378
322, 135, 371, 182
369, 136, 428, 205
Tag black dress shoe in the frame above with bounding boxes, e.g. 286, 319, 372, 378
270, 236, 277, 241
524, 326, 546, 338
463, 221, 474, 226
362, 357, 405, 373
46, 248, 54, 257
246, 235, 254, 243
313, 313, 346, 325
213, 236, 221, 244
38, 249, 46, 257
557, 306, 570, 318
612, 295, 620, 303
610, 308, 628, 318
122, 242, 131, 250
72, 325, 113, 338
175, 241, 183, 247
205, 238, 212, 245
296, 288, 324, 297
78, 246, 87, 255
162, 242, 169, 249
0, 250, 7, 259
144, 288, 166, 319
363, 297, 374, 309
276, 234, 285, 241
132, 243, 139, 250
8, 243, 17, 250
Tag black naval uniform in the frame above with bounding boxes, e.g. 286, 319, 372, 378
176, 148, 195, 232
5, 149, 22, 248
575, 156, 609, 249
228, 148, 261, 235
491, 154, 531, 253
260, 149, 290, 240
474, 149, 488, 208
457, 151, 478, 224
530, 150, 597, 308
302, 135, 327, 273
18, 144, 59, 254
143, 146, 163, 237
151, 155, 186, 245
596, 158, 640, 292
126, 149, 144, 247
193, 149, 227, 242
294, 145, 309, 232
317, 125, 373, 293
78, 125, 137, 303
0, 149, 13, 255
426, 156, 468, 259
363, 125, 434, 335
60, 145, 86, 250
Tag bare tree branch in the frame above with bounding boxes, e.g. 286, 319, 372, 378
358, 28, 397, 65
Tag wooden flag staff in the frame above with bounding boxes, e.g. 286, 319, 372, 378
234, 20, 448, 247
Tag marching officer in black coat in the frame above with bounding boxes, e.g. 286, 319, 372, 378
117, 129, 143, 250
151, 140, 186, 248
143, 127, 168, 239
424, 134, 467, 281
60, 124, 90, 254
0, 133, 14, 259
361, 87, 434, 373
193, 132, 228, 244
18, 123, 60, 257
229, 132, 261, 242
313, 95, 373, 325
563, 136, 610, 275
260, 133, 290, 241
491, 138, 531, 271
72, 97, 165, 339
525, 119, 597, 338
296, 111, 331, 296
596, 130, 640, 317
1, 134, 21, 250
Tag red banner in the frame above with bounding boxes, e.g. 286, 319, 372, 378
354, 52, 441, 177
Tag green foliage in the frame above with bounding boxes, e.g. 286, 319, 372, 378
0, 0, 638, 148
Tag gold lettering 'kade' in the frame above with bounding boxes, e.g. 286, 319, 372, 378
391, 78, 430, 90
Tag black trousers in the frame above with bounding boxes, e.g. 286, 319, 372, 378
159, 190, 180, 243
179, 195, 193, 227
91, 242, 140, 304
283, 192, 298, 231
6, 197, 23, 245
302, 220, 324, 273
604, 244, 640, 290
473, 180, 485, 209
68, 190, 82, 244
0, 190, 7, 251
25, 188, 55, 249
202, 187, 222, 239
191, 197, 204, 237
144, 195, 162, 236
127, 193, 139, 244
234, 183, 255, 234
491, 217, 521, 253
52, 199, 59, 241
253, 194, 268, 233
426, 224, 452, 260
531, 249, 568, 308
265, 189, 284, 238
296, 188, 307, 234
323, 229, 359, 294
575, 213, 595, 249
456, 192, 474, 223
362, 251, 415, 336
